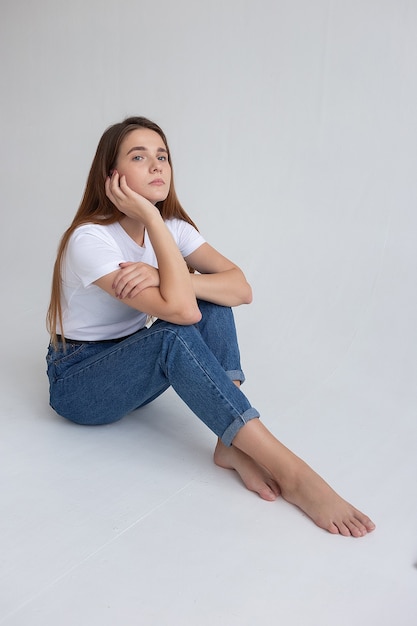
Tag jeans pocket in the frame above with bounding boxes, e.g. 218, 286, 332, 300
46, 343, 88, 381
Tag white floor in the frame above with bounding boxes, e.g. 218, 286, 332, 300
1, 314, 416, 625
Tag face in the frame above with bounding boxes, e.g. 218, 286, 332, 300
115, 128, 171, 204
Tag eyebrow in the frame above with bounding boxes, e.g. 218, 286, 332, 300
126, 146, 168, 155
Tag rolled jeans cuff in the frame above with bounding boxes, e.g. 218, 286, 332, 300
221, 408, 260, 447
226, 369, 246, 384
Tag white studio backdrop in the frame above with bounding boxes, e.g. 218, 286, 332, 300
1, 3, 417, 624
1, 0, 416, 414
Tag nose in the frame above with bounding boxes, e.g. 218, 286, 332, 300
150, 158, 162, 173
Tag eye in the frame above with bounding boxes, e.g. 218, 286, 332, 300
132, 155, 144, 161
158, 155, 167, 161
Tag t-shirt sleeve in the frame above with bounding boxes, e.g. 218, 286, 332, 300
169, 219, 206, 257
66, 228, 123, 287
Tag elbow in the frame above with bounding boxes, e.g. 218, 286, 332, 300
184, 308, 203, 325
235, 273, 253, 304
176, 303, 202, 325
245, 289, 253, 305
241, 282, 253, 305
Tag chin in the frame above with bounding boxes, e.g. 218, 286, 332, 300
150, 192, 169, 204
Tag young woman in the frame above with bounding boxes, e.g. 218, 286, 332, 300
47, 116, 375, 537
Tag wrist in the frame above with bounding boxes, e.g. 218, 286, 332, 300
144, 209, 163, 229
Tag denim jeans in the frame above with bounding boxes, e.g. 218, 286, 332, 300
46, 301, 259, 446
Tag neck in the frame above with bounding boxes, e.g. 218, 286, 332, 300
119, 216, 145, 247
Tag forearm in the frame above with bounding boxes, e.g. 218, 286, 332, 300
146, 215, 198, 310
106, 172, 198, 319
190, 268, 253, 306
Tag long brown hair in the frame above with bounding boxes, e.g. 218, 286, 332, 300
47, 116, 198, 345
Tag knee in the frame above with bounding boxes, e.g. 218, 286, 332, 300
196, 300, 236, 332
197, 300, 233, 320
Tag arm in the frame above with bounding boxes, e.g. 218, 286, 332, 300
186, 243, 253, 307
94, 173, 201, 325
112, 241, 253, 308
112, 262, 160, 299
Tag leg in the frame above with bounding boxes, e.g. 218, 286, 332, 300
47, 322, 259, 438
232, 419, 376, 537
214, 379, 281, 501
48, 319, 375, 536
194, 303, 281, 500
194, 300, 245, 383
213, 437, 281, 501
48, 311, 278, 498
194, 303, 375, 535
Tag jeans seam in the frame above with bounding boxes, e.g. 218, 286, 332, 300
48, 308, 257, 443
160, 328, 253, 427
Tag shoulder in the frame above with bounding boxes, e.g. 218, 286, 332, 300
72, 222, 114, 237
163, 218, 205, 257
66, 223, 123, 263
70, 222, 119, 246
163, 218, 202, 240
164, 217, 193, 232
65, 223, 123, 281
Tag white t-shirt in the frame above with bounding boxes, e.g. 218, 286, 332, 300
60, 219, 205, 340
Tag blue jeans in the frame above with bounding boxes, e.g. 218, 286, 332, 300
46, 301, 259, 446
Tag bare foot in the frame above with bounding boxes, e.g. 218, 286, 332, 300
232, 419, 376, 537
214, 439, 281, 502
279, 460, 376, 537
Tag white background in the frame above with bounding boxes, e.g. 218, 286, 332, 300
1, 1, 416, 624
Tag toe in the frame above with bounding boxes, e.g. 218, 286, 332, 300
349, 511, 376, 536
336, 521, 354, 537
266, 478, 281, 498
257, 484, 278, 501
359, 514, 376, 532
347, 522, 366, 538
336, 516, 370, 538
326, 522, 341, 535
327, 517, 362, 537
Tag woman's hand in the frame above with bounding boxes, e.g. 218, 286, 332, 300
105, 171, 159, 223
185, 243, 253, 306
112, 262, 160, 299
98, 170, 201, 325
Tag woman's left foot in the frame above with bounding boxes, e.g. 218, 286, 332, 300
214, 439, 281, 501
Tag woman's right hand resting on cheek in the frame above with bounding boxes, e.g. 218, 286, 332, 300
101, 169, 201, 325
105, 171, 160, 224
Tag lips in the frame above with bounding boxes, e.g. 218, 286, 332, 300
149, 179, 164, 186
